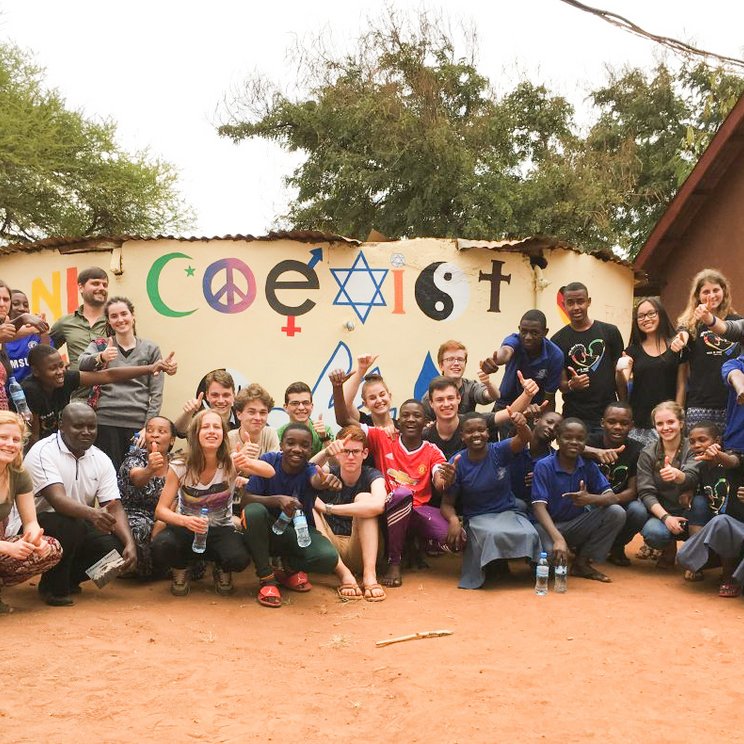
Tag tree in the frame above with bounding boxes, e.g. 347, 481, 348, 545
218, 12, 743, 257
0, 43, 193, 245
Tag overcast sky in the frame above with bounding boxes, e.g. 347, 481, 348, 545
2, 0, 743, 236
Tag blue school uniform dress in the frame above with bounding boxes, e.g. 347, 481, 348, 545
449, 441, 541, 589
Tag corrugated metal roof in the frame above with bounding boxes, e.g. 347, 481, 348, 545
456, 236, 631, 267
0, 231, 631, 267
0, 230, 360, 256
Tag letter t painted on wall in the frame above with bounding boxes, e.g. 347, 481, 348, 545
478, 260, 511, 313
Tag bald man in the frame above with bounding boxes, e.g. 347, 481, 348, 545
25, 402, 136, 606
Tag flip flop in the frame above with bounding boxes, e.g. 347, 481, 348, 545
257, 582, 282, 608
275, 569, 313, 592
337, 583, 363, 600
362, 583, 386, 602
684, 569, 704, 582
719, 582, 742, 598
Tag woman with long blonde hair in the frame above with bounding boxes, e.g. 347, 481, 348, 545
0, 411, 61, 612
672, 269, 740, 431
151, 409, 272, 597
635, 402, 710, 573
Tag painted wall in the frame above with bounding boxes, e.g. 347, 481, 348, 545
646, 152, 744, 321
0, 238, 633, 429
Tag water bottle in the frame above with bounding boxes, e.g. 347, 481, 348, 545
293, 509, 311, 548
554, 562, 568, 593
8, 377, 31, 424
535, 552, 549, 595
192, 507, 209, 553
271, 511, 292, 535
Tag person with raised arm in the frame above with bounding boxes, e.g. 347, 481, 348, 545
616, 298, 684, 445
424, 372, 542, 465
78, 296, 177, 471
5, 288, 52, 383
441, 410, 541, 590
671, 269, 740, 432
531, 417, 626, 583
0, 411, 62, 613
23, 344, 174, 448
550, 282, 624, 434
482, 309, 563, 416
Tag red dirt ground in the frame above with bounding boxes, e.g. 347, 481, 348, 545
4, 534, 744, 743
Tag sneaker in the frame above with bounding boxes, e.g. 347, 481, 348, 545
213, 565, 234, 596
170, 568, 190, 597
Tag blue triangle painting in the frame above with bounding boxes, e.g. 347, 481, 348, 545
414, 352, 440, 400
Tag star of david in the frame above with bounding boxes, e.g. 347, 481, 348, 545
330, 252, 388, 323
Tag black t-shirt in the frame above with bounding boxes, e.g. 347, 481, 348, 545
684, 317, 741, 409
625, 343, 681, 428
317, 464, 384, 536
22, 370, 81, 440
423, 421, 465, 461
698, 459, 744, 522
586, 432, 642, 494
551, 320, 624, 424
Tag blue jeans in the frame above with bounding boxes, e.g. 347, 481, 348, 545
613, 499, 649, 549
641, 495, 713, 549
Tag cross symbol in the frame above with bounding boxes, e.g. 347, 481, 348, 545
281, 316, 302, 337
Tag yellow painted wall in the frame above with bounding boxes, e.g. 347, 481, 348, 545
0, 238, 633, 429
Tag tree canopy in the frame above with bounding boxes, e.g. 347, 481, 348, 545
218, 13, 744, 258
0, 43, 192, 246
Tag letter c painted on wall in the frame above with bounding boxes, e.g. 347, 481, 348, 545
146, 252, 197, 317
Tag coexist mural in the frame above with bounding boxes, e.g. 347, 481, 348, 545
6, 237, 633, 428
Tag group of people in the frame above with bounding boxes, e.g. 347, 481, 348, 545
2, 265, 744, 613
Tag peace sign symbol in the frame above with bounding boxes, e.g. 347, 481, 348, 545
202, 258, 257, 314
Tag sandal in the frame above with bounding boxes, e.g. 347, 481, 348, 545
719, 582, 742, 598
275, 569, 312, 592
684, 569, 704, 582
337, 583, 363, 600
257, 582, 282, 608
362, 583, 386, 602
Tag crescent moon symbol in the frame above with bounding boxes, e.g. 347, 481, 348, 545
146, 252, 197, 317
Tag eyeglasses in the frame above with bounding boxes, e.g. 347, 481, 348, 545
637, 311, 658, 321
340, 449, 364, 457
287, 401, 312, 408
442, 356, 466, 364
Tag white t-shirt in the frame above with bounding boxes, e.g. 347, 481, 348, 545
170, 462, 235, 528
25, 432, 120, 513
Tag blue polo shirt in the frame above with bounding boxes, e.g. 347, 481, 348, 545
509, 446, 554, 503
722, 356, 744, 452
531, 452, 611, 523
499, 333, 563, 405
246, 451, 319, 527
